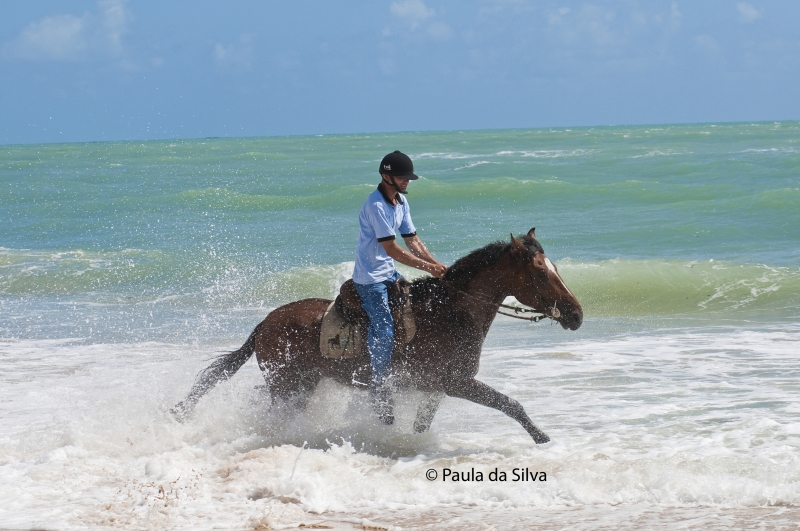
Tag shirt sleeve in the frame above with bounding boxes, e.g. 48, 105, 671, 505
370, 202, 397, 242
399, 202, 416, 238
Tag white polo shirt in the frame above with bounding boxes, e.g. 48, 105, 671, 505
352, 187, 416, 285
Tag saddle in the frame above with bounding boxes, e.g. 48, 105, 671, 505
319, 278, 417, 359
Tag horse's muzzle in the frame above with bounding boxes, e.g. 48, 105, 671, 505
558, 305, 583, 330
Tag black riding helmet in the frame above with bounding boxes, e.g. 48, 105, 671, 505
379, 150, 418, 195
379, 151, 418, 180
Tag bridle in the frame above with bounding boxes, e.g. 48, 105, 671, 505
440, 252, 562, 323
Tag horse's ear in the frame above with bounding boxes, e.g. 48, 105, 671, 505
510, 233, 526, 258
528, 227, 537, 239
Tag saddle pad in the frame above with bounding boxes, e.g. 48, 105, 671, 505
319, 292, 417, 360
319, 301, 364, 359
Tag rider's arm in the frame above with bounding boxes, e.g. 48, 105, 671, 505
403, 235, 445, 267
381, 239, 447, 278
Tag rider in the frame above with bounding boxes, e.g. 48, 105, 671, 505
353, 150, 447, 424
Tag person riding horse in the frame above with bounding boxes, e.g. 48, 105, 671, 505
171, 155, 583, 443
172, 222, 583, 441
353, 151, 447, 424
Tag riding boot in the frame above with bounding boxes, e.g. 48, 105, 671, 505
370, 382, 394, 425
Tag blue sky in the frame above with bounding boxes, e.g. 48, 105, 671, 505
2, 1, 798, 144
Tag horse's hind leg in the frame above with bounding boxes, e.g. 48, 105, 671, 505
291, 370, 322, 410
445, 378, 550, 444
253, 297, 330, 414
266, 366, 322, 411
413, 392, 444, 433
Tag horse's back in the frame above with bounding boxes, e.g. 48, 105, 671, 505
265, 298, 330, 324
254, 297, 327, 347
257, 298, 329, 347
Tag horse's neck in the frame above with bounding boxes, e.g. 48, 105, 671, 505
457, 264, 509, 336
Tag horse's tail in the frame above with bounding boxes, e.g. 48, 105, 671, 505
169, 326, 259, 422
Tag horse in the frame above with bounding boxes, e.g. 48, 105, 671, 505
171, 229, 583, 443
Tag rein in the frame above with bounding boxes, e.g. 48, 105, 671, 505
440, 280, 553, 323
498, 305, 549, 322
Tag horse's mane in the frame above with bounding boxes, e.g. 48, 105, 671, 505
411, 234, 543, 295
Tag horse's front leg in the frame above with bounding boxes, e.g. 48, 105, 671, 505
413, 392, 444, 433
445, 378, 550, 444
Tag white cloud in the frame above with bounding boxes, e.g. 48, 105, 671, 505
695, 34, 719, 52
585, 8, 617, 47
100, 0, 130, 53
630, 11, 647, 29
379, 57, 396, 76
670, 2, 682, 30
737, 3, 761, 23
427, 22, 453, 40
391, 0, 435, 29
550, 5, 619, 49
3, 14, 89, 60
214, 35, 254, 70
547, 8, 569, 25
2, 0, 130, 61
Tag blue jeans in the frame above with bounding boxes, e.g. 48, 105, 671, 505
354, 271, 403, 391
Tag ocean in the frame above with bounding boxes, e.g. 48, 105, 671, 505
1, 122, 799, 530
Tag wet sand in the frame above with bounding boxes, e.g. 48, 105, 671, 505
307, 505, 800, 530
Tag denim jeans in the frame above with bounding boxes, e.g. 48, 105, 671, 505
354, 270, 403, 391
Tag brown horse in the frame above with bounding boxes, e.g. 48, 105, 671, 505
171, 229, 583, 443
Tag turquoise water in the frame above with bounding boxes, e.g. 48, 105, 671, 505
2, 122, 799, 340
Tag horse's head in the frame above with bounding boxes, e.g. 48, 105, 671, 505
507, 228, 583, 330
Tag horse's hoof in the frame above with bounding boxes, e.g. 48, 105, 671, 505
532, 430, 550, 444
373, 402, 394, 425
413, 421, 430, 433
169, 402, 191, 423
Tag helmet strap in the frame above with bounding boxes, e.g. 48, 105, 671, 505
384, 174, 408, 195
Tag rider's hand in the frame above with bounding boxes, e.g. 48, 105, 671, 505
429, 263, 448, 279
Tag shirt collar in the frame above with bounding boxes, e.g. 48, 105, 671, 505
377, 184, 404, 205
